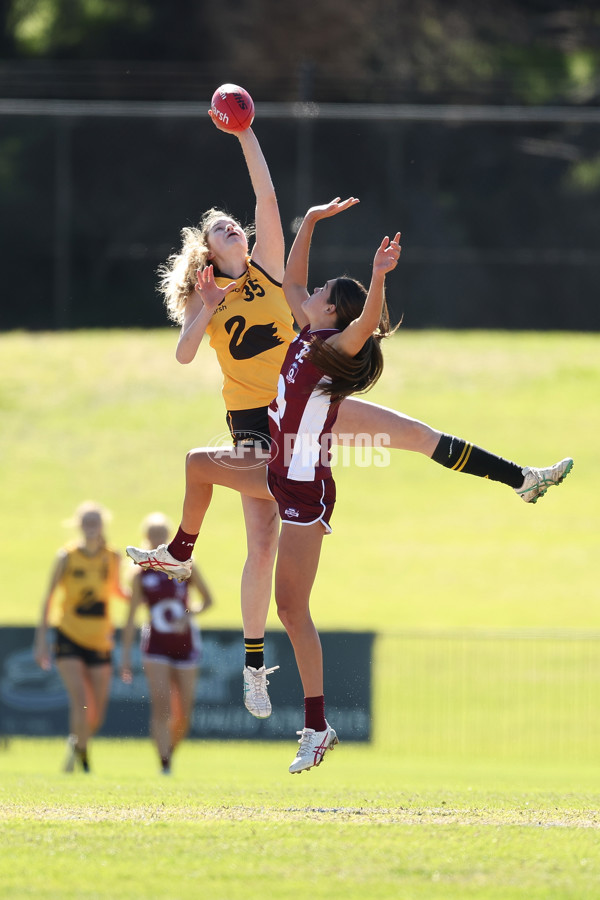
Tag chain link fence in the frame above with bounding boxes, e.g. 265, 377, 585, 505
375, 629, 600, 762
1, 99, 599, 331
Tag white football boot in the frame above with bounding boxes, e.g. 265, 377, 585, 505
515, 457, 573, 504
242, 665, 280, 718
126, 544, 192, 582
289, 722, 339, 774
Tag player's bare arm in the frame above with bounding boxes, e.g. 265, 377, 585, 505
209, 120, 284, 283
176, 267, 236, 364
330, 232, 401, 358
283, 198, 360, 327
237, 129, 285, 282
120, 574, 144, 684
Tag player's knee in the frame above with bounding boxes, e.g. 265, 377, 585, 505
276, 604, 293, 632
185, 449, 206, 478
275, 594, 307, 633
246, 533, 278, 567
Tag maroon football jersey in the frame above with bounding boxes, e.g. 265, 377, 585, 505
139, 570, 200, 663
268, 326, 340, 482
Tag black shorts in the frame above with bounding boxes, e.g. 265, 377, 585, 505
226, 407, 271, 451
53, 628, 112, 667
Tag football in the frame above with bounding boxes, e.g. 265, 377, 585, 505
210, 84, 255, 132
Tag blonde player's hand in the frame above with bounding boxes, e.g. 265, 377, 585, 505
208, 108, 239, 134
195, 265, 236, 312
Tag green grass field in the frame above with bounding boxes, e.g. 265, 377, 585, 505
1, 739, 600, 899
1, 329, 599, 898
1, 329, 597, 629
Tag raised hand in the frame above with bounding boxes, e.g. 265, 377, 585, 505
373, 232, 402, 275
306, 197, 360, 221
195, 265, 237, 311
208, 108, 241, 135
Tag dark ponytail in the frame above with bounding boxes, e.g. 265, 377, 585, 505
307, 277, 399, 401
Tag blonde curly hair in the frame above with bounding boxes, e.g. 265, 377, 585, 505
158, 208, 254, 325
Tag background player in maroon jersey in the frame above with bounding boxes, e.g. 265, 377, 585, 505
121, 513, 213, 774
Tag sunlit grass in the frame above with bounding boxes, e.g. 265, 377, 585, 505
1, 739, 600, 899
0, 327, 599, 899
1, 328, 597, 630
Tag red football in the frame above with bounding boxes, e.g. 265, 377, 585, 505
210, 84, 255, 132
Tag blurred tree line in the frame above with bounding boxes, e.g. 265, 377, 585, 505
1, 0, 599, 331
2, 0, 600, 104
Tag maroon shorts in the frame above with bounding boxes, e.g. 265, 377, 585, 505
141, 623, 201, 669
267, 468, 336, 533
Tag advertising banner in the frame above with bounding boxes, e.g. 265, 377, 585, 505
0, 628, 374, 742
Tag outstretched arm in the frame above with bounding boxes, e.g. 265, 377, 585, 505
282, 197, 360, 328
209, 115, 284, 282
329, 232, 401, 358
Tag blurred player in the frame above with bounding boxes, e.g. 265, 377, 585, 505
34, 501, 130, 773
120, 513, 213, 774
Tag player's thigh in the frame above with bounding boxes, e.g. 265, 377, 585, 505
85, 663, 113, 717
143, 659, 172, 715
187, 447, 272, 499
55, 657, 88, 704
275, 522, 325, 611
170, 667, 197, 718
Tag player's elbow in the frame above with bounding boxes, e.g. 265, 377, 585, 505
175, 344, 195, 365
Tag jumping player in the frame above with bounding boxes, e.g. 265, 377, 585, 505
127, 196, 572, 773
157, 120, 573, 724
120, 513, 213, 774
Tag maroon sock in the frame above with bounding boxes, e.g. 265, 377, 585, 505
304, 695, 326, 732
167, 526, 198, 562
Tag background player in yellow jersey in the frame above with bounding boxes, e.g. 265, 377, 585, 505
34, 502, 130, 772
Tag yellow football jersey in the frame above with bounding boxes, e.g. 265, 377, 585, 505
54, 543, 121, 652
206, 258, 296, 410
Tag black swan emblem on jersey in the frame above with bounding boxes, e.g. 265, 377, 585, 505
225, 316, 284, 360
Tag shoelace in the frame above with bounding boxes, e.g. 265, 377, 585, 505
295, 728, 316, 753
518, 470, 543, 498
247, 665, 280, 697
